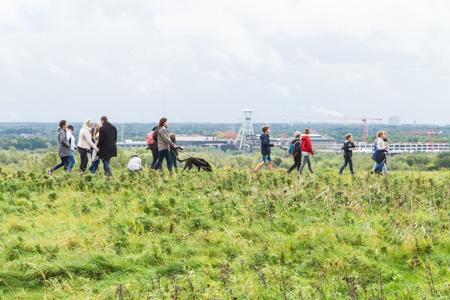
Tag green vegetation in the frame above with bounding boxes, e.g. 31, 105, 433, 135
1, 122, 449, 150
0, 150, 448, 299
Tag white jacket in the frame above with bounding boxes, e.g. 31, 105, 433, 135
127, 156, 142, 171
77, 126, 98, 151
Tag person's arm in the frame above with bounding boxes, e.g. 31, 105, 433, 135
59, 131, 70, 148
309, 139, 314, 156
84, 129, 98, 151
113, 126, 117, 143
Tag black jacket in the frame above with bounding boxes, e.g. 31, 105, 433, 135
98, 122, 118, 159
260, 133, 274, 155
291, 138, 302, 157
342, 141, 356, 157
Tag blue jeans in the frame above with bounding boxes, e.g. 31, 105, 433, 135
51, 156, 69, 172
67, 152, 76, 171
170, 150, 178, 169
339, 156, 354, 174
89, 159, 100, 174
102, 158, 113, 176
154, 150, 173, 171
261, 154, 272, 163
373, 162, 388, 175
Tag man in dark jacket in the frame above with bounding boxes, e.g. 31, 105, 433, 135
287, 131, 302, 173
97, 116, 117, 176
339, 133, 356, 175
253, 126, 274, 172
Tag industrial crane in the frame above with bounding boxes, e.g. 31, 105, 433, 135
361, 118, 383, 143
428, 129, 436, 151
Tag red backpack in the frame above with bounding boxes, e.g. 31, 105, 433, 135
146, 130, 158, 145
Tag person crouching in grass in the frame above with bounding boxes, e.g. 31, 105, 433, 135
339, 133, 356, 175
253, 126, 274, 172
127, 155, 143, 172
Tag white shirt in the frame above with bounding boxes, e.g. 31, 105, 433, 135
376, 137, 386, 151
127, 156, 142, 171
67, 131, 76, 151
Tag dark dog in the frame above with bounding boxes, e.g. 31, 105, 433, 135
177, 157, 213, 172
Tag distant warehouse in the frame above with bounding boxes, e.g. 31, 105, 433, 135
117, 134, 338, 152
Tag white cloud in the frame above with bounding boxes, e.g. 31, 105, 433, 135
0, 0, 449, 123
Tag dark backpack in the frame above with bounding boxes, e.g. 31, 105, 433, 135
289, 140, 301, 156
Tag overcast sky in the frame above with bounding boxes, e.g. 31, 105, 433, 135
0, 0, 449, 124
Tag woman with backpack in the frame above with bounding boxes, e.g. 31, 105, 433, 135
147, 125, 159, 169
154, 118, 178, 173
298, 128, 314, 174
287, 131, 302, 173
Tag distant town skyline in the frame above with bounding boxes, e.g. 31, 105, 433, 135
1, 1, 449, 125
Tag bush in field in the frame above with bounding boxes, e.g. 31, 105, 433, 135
435, 152, 450, 169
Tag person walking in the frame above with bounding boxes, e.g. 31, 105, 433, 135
97, 116, 117, 177
287, 131, 302, 174
147, 125, 159, 169
154, 118, 177, 173
372, 130, 388, 175
253, 126, 274, 172
48, 120, 71, 175
169, 133, 184, 171
88, 123, 101, 174
339, 133, 356, 175
298, 128, 314, 174
77, 120, 98, 173
66, 125, 77, 171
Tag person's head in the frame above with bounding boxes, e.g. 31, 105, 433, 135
345, 133, 352, 141
377, 130, 384, 138
170, 133, 176, 143
294, 131, 301, 138
67, 125, 74, 132
100, 116, 108, 124
159, 117, 168, 127
59, 120, 67, 129
304, 128, 310, 135
84, 120, 94, 128
262, 126, 270, 134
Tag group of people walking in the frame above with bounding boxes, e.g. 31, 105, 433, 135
253, 126, 389, 176
49, 116, 118, 176
49, 117, 389, 176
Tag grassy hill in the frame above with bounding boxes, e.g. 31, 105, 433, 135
0, 165, 448, 299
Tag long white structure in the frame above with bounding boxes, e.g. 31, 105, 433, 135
355, 143, 450, 153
